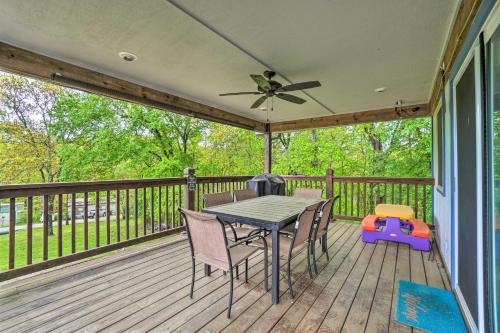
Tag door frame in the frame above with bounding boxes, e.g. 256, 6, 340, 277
452, 40, 484, 333
484, 4, 500, 332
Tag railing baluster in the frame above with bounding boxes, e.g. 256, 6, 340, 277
58, 194, 63, 256
369, 183, 374, 213
9, 198, 15, 269
165, 186, 169, 229
391, 183, 395, 203
344, 182, 348, 215
95, 191, 100, 247
171, 185, 175, 228
150, 187, 154, 233
399, 183, 402, 204
116, 190, 120, 242
84, 192, 88, 250
406, 184, 410, 206
106, 191, 111, 244
414, 184, 419, 219
423, 184, 427, 223
143, 188, 147, 235
72, 193, 76, 253
356, 183, 360, 217
125, 189, 130, 239
197, 183, 200, 211
43, 195, 49, 261
27, 196, 33, 265
350, 182, 354, 216
134, 188, 139, 237
337, 181, 342, 214
158, 186, 162, 231
363, 183, 367, 216
178, 185, 182, 226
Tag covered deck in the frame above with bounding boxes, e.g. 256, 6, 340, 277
0, 222, 448, 333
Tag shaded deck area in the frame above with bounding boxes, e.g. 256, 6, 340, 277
0, 222, 449, 333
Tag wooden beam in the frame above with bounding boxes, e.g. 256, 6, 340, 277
270, 103, 430, 132
0, 42, 266, 132
429, 0, 483, 112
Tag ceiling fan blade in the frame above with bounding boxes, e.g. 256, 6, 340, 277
278, 81, 321, 92
250, 74, 271, 90
250, 96, 268, 109
276, 93, 306, 104
219, 92, 262, 96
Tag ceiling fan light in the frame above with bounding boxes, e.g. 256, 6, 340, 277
118, 51, 138, 62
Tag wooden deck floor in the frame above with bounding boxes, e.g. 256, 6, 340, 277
0, 222, 450, 333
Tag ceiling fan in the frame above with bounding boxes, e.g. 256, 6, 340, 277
219, 70, 321, 109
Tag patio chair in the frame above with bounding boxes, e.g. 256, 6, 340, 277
234, 189, 258, 201
202, 192, 255, 241
180, 209, 268, 318
293, 188, 323, 199
203, 191, 233, 207
309, 195, 340, 275
255, 202, 321, 298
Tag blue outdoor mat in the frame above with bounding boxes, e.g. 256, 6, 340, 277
395, 280, 466, 333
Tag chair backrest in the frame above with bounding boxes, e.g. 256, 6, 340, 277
293, 188, 323, 199
316, 195, 340, 233
234, 189, 257, 202
203, 191, 233, 208
180, 209, 228, 264
292, 202, 322, 246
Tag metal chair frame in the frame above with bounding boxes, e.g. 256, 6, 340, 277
309, 195, 340, 275
180, 208, 268, 318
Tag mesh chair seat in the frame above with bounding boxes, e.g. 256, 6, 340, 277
254, 233, 306, 258
196, 244, 259, 270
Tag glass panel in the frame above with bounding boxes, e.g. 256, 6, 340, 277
489, 26, 500, 329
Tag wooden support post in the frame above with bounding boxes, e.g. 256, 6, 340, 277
326, 168, 334, 198
264, 127, 272, 174
184, 167, 196, 212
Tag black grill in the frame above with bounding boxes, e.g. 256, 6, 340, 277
246, 174, 286, 197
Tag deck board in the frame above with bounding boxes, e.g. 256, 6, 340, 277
0, 222, 451, 333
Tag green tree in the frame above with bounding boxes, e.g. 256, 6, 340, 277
0, 75, 63, 234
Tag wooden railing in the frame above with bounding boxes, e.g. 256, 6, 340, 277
283, 170, 434, 224
0, 168, 432, 280
0, 172, 252, 280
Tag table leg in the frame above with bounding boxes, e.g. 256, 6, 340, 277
204, 264, 211, 277
271, 228, 280, 304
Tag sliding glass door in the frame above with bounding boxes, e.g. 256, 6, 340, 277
488, 25, 500, 332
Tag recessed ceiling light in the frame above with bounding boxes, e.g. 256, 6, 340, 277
374, 87, 387, 93
118, 51, 138, 62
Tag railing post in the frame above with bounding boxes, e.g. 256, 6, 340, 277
326, 168, 334, 198
184, 167, 196, 211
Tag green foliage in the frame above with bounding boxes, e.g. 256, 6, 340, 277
0, 72, 431, 184
272, 119, 431, 177
197, 124, 263, 176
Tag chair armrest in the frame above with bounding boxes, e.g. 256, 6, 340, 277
228, 233, 268, 249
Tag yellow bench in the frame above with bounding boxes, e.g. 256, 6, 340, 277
375, 204, 414, 220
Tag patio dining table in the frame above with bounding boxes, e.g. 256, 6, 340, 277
203, 194, 322, 304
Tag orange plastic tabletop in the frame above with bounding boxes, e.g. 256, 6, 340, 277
375, 204, 414, 220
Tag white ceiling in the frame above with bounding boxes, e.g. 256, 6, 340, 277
0, 0, 458, 122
